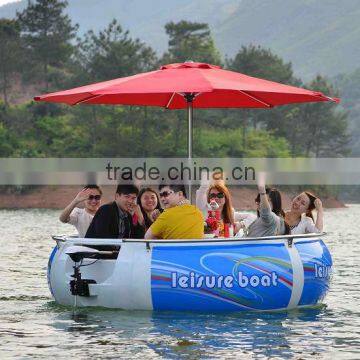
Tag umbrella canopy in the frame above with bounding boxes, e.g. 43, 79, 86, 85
35, 61, 340, 199
35, 62, 339, 108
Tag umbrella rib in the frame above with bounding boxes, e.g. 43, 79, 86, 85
238, 90, 272, 108
165, 92, 177, 109
73, 94, 104, 105
323, 95, 339, 103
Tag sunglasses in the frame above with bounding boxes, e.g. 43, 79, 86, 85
209, 193, 225, 199
159, 190, 174, 198
88, 195, 101, 201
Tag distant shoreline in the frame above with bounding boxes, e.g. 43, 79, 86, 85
0, 185, 346, 210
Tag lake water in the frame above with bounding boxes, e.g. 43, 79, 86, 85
0, 206, 359, 359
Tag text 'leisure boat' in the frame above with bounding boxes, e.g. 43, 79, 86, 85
48, 233, 332, 312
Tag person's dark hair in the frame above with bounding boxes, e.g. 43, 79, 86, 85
137, 187, 162, 228
255, 188, 283, 216
255, 187, 290, 235
116, 184, 139, 195
268, 188, 283, 217
159, 184, 187, 198
304, 191, 317, 221
83, 184, 102, 196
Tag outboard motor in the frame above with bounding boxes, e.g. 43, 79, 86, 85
65, 246, 98, 301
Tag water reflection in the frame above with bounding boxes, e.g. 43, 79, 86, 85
148, 308, 327, 359
46, 305, 329, 359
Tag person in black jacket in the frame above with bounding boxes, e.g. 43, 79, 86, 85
85, 184, 145, 239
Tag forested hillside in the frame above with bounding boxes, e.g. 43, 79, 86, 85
335, 68, 360, 156
0, 0, 349, 160
0, 0, 357, 200
215, 0, 360, 79
1, 0, 360, 78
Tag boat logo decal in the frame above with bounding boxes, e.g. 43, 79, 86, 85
170, 271, 279, 289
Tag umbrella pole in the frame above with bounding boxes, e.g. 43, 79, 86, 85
187, 100, 193, 158
185, 94, 194, 203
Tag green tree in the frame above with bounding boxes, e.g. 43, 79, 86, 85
70, 20, 159, 153
226, 45, 350, 156
17, 0, 78, 91
0, 122, 14, 156
74, 19, 157, 84
0, 19, 22, 106
226, 45, 299, 131
227, 45, 297, 85
196, 127, 290, 157
334, 68, 360, 155
295, 76, 350, 156
162, 20, 222, 65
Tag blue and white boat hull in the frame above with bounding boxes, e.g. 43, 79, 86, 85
48, 235, 332, 311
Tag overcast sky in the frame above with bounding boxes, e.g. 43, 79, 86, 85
0, 0, 18, 6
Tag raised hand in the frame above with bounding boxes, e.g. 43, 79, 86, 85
127, 201, 136, 214
151, 209, 161, 222
234, 221, 245, 232
257, 171, 266, 194
314, 198, 323, 212
73, 188, 91, 204
200, 169, 211, 186
60, 187, 92, 224
131, 204, 145, 226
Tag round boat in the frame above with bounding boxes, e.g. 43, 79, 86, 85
48, 234, 332, 311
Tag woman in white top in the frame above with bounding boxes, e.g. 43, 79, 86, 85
59, 185, 102, 237
196, 183, 257, 232
285, 191, 323, 235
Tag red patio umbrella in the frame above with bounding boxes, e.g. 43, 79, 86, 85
35, 61, 339, 158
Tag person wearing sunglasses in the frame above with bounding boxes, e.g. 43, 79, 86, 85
59, 185, 102, 237
196, 180, 257, 235
144, 184, 204, 240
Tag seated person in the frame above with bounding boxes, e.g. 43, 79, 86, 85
196, 171, 256, 232
246, 184, 289, 238
285, 191, 323, 234
85, 184, 145, 239
137, 187, 163, 230
59, 185, 102, 237
197, 183, 256, 233
145, 185, 204, 240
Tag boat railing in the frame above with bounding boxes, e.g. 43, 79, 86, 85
52, 232, 326, 249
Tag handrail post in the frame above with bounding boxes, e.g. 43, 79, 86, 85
287, 237, 294, 248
